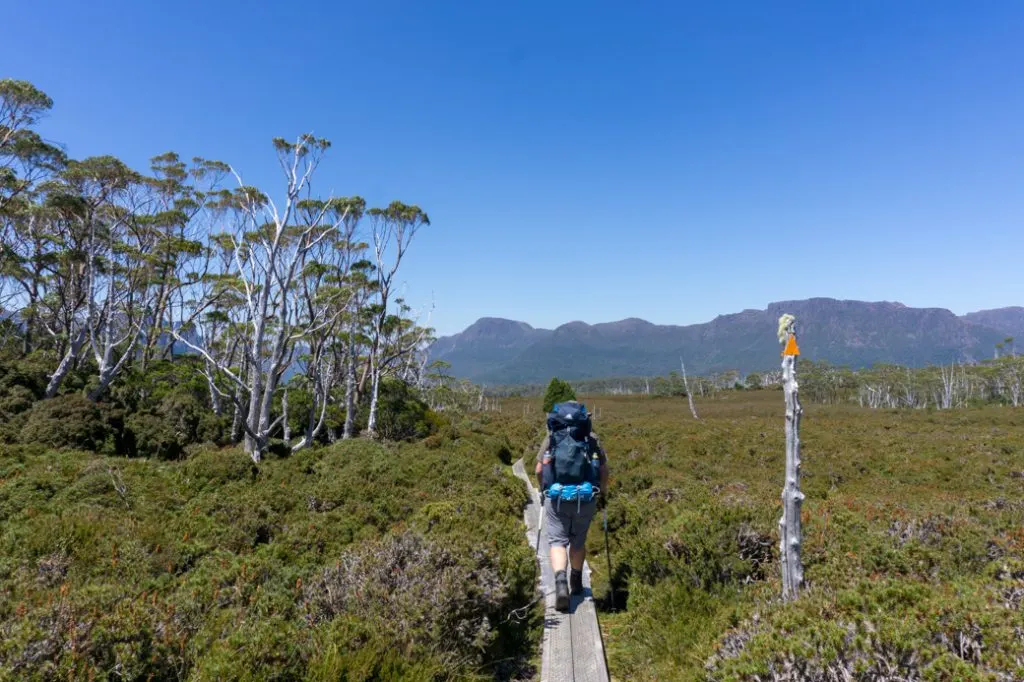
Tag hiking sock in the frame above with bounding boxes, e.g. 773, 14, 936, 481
554, 570, 570, 612
570, 568, 583, 595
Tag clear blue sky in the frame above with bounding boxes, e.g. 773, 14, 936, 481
7, 1, 1024, 336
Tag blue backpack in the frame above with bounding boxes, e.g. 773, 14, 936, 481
543, 401, 600, 493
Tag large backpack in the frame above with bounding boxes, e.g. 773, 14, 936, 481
543, 401, 600, 489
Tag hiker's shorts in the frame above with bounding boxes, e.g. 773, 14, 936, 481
544, 498, 597, 550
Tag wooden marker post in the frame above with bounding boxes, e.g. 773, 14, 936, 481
778, 314, 804, 601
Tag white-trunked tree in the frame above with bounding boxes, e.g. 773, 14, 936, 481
364, 201, 429, 438
174, 134, 358, 462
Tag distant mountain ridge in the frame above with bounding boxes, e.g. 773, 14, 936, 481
960, 307, 1024, 344
429, 298, 1019, 384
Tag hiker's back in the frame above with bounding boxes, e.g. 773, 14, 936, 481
544, 401, 600, 489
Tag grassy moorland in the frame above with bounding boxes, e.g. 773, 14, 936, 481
534, 391, 1024, 681
0, 413, 541, 682
3, 387, 1023, 681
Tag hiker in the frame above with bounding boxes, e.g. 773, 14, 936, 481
535, 400, 609, 612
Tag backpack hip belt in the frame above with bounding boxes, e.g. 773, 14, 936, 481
546, 482, 600, 510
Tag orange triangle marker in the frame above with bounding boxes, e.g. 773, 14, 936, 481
783, 335, 800, 356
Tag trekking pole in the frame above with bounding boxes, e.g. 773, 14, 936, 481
535, 495, 544, 557
603, 500, 617, 609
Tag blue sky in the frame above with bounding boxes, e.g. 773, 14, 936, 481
6, 1, 1024, 336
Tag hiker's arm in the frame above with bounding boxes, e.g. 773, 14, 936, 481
535, 434, 548, 490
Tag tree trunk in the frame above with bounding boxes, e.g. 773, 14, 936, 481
230, 384, 245, 444
282, 388, 291, 444
779, 349, 805, 601
343, 326, 357, 439
206, 361, 223, 417
681, 359, 699, 420
244, 366, 264, 462
45, 329, 86, 399
88, 365, 116, 402
366, 361, 381, 438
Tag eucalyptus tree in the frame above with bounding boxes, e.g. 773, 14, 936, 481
173, 135, 362, 462
34, 156, 145, 398
0, 79, 65, 214
0, 80, 66, 353
136, 152, 229, 372
2, 197, 62, 356
74, 156, 154, 400
283, 196, 365, 452
339, 257, 374, 439
365, 201, 429, 437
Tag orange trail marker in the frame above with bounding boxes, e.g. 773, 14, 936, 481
783, 334, 800, 356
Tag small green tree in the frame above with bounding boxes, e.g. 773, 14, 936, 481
542, 377, 576, 413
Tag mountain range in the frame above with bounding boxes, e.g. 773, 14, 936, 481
428, 299, 1023, 384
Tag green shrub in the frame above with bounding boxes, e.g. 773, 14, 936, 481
18, 394, 115, 452
542, 377, 576, 413
0, 411, 540, 680
184, 446, 255, 487
0, 354, 59, 443
304, 531, 506, 668
570, 392, 1024, 681
360, 378, 439, 441
0, 384, 35, 420
127, 391, 227, 459
0, 352, 54, 400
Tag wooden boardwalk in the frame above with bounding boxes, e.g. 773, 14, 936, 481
512, 457, 611, 682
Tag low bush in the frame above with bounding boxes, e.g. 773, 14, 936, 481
518, 392, 1024, 681
17, 393, 115, 452
184, 446, 256, 488
305, 531, 505, 667
127, 392, 228, 459
0, 411, 540, 680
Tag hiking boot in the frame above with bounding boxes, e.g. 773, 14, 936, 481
570, 568, 583, 595
554, 570, 570, 612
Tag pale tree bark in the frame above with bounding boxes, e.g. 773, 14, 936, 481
281, 388, 291, 444
285, 207, 362, 453
342, 319, 358, 439
38, 157, 141, 400
205, 358, 223, 416
172, 135, 357, 462
939, 363, 956, 409
45, 328, 86, 398
777, 314, 804, 601
82, 182, 160, 402
85, 256, 149, 402
680, 358, 699, 419
230, 381, 245, 444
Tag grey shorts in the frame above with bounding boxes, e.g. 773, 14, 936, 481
544, 498, 597, 550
